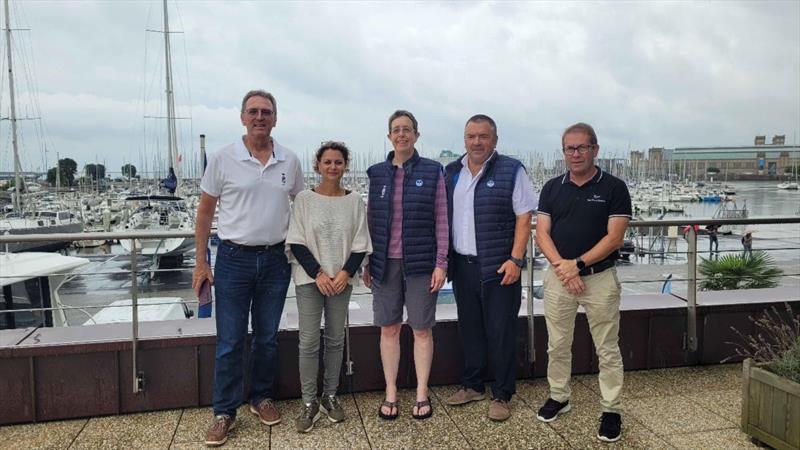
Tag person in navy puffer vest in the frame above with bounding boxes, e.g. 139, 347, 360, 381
443, 114, 537, 422
363, 110, 449, 421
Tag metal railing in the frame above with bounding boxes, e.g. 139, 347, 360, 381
2, 216, 800, 393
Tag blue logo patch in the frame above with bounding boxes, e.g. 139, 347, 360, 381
486, 180, 495, 187
415, 179, 423, 187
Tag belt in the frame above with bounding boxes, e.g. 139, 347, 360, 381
221, 240, 285, 252
453, 253, 479, 264
579, 259, 615, 276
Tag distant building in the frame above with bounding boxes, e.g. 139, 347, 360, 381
663, 136, 799, 179
437, 149, 460, 166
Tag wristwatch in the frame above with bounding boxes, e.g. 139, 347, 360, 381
510, 256, 525, 268
575, 256, 586, 270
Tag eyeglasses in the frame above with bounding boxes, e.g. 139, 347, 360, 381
390, 126, 415, 135
562, 144, 595, 154
245, 108, 274, 118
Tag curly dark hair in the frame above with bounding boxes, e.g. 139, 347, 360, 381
314, 141, 350, 172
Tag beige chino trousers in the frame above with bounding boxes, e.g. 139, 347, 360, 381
543, 267, 623, 413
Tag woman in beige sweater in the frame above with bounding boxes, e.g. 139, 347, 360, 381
286, 141, 371, 433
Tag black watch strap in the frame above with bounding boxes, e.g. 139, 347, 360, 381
510, 256, 525, 268
576, 256, 586, 270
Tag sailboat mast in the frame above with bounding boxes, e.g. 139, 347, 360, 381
4, 0, 22, 212
163, 0, 179, 192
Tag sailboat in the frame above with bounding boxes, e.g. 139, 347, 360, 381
116, 0, 194, 265
0, 0, 82, 252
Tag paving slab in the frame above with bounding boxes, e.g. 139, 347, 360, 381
517, 376, 601, 407
625, 395, 734, 436
356, 389, 468, 450
433, 385, 570, 449
70, 410, 180, 449
270, 394, 370, 450
171, 404, 269, 449
0, 418, 86, 450
682, 388, 741, 425
544, 399, 673, 449
577, 369, 677, 401
649, 364, 741, 394
665, 428, 759, 449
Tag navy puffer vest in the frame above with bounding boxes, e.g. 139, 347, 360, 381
445, 153, 523, 283
367, 150, 443, 283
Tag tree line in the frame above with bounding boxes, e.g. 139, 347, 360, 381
45, 159, 138, 186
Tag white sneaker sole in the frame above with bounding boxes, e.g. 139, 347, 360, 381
250, 405, 282, 426
597, 432, 621, 443
536, 403, 571, 422
296, 411, 322, 433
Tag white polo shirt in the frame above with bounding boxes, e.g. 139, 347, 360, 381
452, 153, 538, 256
201, 137, 304, 246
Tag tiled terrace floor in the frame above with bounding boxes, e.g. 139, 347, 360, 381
0, 364, 759, 449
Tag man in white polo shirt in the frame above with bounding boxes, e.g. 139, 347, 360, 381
193, 90, 304, 446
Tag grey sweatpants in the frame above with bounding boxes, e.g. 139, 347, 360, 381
296, 283, 352, 404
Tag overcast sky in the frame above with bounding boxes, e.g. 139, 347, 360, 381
1, 0, 798, 176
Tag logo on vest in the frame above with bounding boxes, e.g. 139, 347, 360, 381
486, 179, 495, 188
415, 179, 423, 187
380, 185, 387, 198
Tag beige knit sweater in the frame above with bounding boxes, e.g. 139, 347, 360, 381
285, 189, 372, 286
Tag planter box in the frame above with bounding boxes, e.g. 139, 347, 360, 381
741, 359, 800, 450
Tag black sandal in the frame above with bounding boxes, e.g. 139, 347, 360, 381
378, 400, 399, 420
412, 397, 433, 420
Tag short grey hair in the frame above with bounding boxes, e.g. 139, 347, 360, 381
465, 114, 497, 137
241, 90, 277, 115
561, 122, 598, 148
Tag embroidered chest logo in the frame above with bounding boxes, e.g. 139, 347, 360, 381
281, 173, 286, 185
486, 179, 495, 188
587, 193, 606, 203
380, 185, 387, 198
415, 179, 423, 187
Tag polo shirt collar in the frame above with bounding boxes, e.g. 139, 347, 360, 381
236, 137, 284, 162
562, 165, 603, 186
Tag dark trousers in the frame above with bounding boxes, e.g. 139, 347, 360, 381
451, 255, 522, 401
212, 242, 291, 418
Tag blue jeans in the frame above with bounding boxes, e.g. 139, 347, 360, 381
212, 242, 290, 418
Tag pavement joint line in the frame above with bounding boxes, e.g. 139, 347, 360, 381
168, 408, 184, 448
429, 387, 475, 450
349, 390, 374, 450
66, 418, 90, 449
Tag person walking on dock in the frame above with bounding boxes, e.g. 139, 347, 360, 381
534, 122, 631, 443
193, 90, 304, 447
286, 142, 372, 433
742, 231, 753, 257
363, 110, 449, 421
443, 114, 536, 422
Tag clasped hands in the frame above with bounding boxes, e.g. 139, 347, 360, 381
316, 270, 350, 297
552, 259, 586, 295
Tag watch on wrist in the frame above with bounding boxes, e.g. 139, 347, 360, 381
576, 257, 586, 270
510, 256, 525, 268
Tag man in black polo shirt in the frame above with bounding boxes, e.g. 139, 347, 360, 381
534, 122, 631, 443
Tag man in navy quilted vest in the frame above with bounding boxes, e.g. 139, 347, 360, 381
443, 114, 537, 421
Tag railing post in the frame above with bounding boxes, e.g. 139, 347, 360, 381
130, 238, 144, 393
686, 226, 698, 352
527, 230, 536, 366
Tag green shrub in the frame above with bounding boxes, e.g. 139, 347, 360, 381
770, 338, 800, 384
699, 251, 782, 291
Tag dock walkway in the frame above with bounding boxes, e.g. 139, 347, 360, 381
0, 363, 757, 449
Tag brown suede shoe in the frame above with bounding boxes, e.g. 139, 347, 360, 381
445, 388, 486, 406
205, 415, 235, 447
250, 398, 281, 425
488, 399, 511, 421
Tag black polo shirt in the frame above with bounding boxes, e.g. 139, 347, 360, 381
537, 167, 632, 261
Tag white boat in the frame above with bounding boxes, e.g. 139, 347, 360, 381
0, 252, 90, 329
85, 297, 193, 325
776, 182, 799, 190
0, 211, 82, 252
117, 195, 195, 259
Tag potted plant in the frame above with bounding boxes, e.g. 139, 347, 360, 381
729, 304, 800, 449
